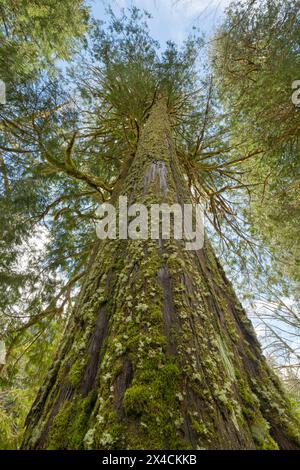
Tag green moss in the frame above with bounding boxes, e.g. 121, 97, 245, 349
238, 379, 258, 407
68, 393, 97, 449
47, 401, 73, 450
157, 363, 180, 397
68, 360, 84, 387
250, 417, 279, 450
214, 334, 236, 381
28, 420, 46, 448
93, 409, 126, 450
191, 419, 211, 440
223, 311, 239, 343
122, 362, 184, 449
124, 385, 151, 416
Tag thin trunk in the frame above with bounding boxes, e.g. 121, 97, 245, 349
0, 154, 10, 195
22, 99, 300, 450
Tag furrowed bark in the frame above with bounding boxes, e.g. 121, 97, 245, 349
22, 99, 300, 450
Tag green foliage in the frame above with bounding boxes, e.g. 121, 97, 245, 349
213, 0, 300, 292
0, 0, 89, 82
0, 387, 33, 449
0, 319, 61, 449
0, 0, 90, 449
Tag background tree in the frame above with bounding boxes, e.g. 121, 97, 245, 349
0, 0, 89, 448
211, 0, 300, 378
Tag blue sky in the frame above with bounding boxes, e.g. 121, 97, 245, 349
90, 0, 232, 45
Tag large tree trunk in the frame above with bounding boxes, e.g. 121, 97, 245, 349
22, 99, 300, 450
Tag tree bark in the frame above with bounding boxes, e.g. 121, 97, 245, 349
22, 98, 300, 450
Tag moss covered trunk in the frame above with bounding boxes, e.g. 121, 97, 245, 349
22, 99, 300, 450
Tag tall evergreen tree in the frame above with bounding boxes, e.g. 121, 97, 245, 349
16, 8, 300, 449
21, 93, 300, 450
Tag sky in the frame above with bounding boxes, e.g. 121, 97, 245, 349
90, 0, 233, 45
